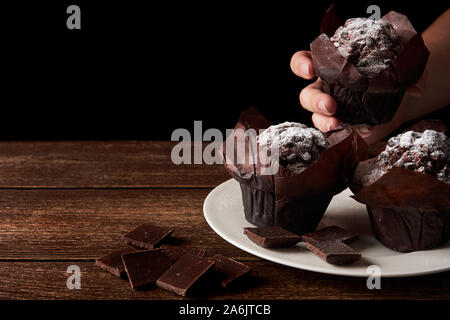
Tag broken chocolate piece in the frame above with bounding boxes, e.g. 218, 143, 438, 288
121, 249, 171, 290
305, 240, 361, 265
95, 247, 137, 278
160, 244, 206, 263
211, 254, 251, 288
122, 223, 174, 250
302, 225, 359, 244
156, 254, 215, 296
243, 226, 302, 248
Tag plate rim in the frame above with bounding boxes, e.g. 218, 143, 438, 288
204, 178, 450, 278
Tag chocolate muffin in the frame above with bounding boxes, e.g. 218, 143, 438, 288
352, 130, 450, 252
222, 108, 368, 235
257, 122, 329, 175
362, 130, 449, 186
310, 9, 429, 126
330, 18, 402, 78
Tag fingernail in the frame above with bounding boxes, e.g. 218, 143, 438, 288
328, 123, 335, 131
358, 126, 371, 134
415, 84, 424, 95
329, 120, 341, 131
302, 63, 310, 77
409, 85, 424, 97
353, 125, 372, 137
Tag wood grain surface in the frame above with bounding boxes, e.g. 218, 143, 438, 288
1, 261, 449, 300
0, 189, 253, 260
0, 141, 228, 188
0, 141, 448, 300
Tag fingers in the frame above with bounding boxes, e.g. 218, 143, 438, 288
407, 69, 428, 97
290, 51, 315, 79
291, 50, 340, 133
312, 113, 341, 132
299, 79, 337, 116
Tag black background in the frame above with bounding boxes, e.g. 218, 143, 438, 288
2, 1, 448, 139
2, 300, 448, 318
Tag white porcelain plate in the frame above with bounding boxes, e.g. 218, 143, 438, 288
204, 179, 450, 277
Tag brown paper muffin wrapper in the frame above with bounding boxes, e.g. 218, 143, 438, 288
222, 107, 368, 235
310, 7, 429, 126
353, 167, 450, 252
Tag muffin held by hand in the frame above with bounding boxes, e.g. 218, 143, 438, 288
222, 107, 367, 235
352, 129, 450, 252
330, 18, 402, 79
310, 7, 429, 126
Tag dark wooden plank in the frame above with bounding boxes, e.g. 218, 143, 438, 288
0, 141, 229, 188
0, 261, 448, 299
0, 189, 255, 260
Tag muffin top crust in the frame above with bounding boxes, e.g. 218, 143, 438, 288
330, 18, 402, 78
257, 122, 328, 174
364, 130, 449, 185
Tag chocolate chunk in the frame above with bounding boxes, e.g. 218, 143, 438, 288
365, 37, 374, 47
305, 240, 361, 265
302, 225, 359, 244
211, 254, 251, 288
95, 247, 137, 278
159, 244, 206, 263
302, 226, 361, 265
122, 223, 174, 250
121, 249, 171, 290
156, 254, 215, 296
243, 226, 301, 248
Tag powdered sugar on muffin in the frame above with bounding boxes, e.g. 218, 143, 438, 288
364, 130, 449, 185
257, 122, 329, 174
330, 18, 402, 78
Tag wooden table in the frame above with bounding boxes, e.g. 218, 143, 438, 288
0, 141, 448, 300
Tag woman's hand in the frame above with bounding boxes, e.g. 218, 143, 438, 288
290, 50, 427, 144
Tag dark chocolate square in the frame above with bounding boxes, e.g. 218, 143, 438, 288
243, 226, 302, 248
95, 247, 137, 278
160, 244, 206, 263
302, 225, 359, 244
156, 253, 215, 296
121, 249, 171, 290
122, 223, 174, 250
211, 254, 251, 288
305, 240, 361, 265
